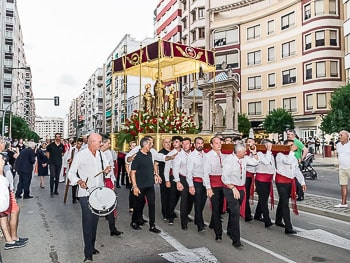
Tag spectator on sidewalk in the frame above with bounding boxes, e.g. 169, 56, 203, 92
334, 130, 350, 208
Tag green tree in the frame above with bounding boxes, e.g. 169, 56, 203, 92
263, 108, 294, 137
320, 84, 350, 133
238, 113, 251, 137
3, 116, 40, 141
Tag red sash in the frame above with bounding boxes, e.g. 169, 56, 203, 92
193, 177, 203, 183
104, 178, 114, 189
246, 171, 255, 204
275, 173, 298, 215
256, 173, 274, 209
169, 168, 173, 176
118, 152, 126, 158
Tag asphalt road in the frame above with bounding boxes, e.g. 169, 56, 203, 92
306, 166, 340, 199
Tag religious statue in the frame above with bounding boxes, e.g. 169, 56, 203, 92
153, 80, 165, 115
167, 86, 176, 113
143, 83, 154, 115
214, 103, 224, 126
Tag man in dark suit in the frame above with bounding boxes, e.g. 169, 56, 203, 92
15, 142, 36, 199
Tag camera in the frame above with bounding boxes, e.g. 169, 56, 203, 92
249, 144, 256, 151
0, 152, 9, 164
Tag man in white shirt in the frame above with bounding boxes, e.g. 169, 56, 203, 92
334, 130, 350, 208
222, 142, 259, 248
68, 133, 112, 262
275, 140, 307, 234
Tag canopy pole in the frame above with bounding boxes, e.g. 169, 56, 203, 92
175, 77, 178, 114
156, 37, 161, 134
138, 43, 143, 131
212, 48, 216, 134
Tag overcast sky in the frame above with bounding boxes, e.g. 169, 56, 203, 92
17, 0, 158, 118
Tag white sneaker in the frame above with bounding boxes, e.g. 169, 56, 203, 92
334, 203, 348, 208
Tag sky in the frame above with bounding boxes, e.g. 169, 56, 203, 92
16, 0, 159, 118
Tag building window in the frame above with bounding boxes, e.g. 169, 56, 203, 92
317, 93, 327, 108
248, 102, 262, 115
183, 17, 187, 29
215, 50, 239, 70
282, 40, 296, 58
282, 68, 296, 84
198, 27, 205, 39
283, 97, 297, 112
267, 20, 275, 35
304, 4, 311, 20
198, 7, 205, 19
247, 50, 261, 66
330, 61, 339, 77
305, 34, 311, 50
247, 25, 260, 40
315, 0, 324, 16
281, 12, 295, 30
306, 94, 313, 110
182, 0, 187, 10
316, 61, 326, 77
248, 76, 262, 90
329, 0, 337, 15
191, 9, 196, 23
191, 30, 196, 42
305, 63, 312, 80
269, 100, 275, 113
268, 47, 275, 62
330, 30, 337, 46
315, 31, 325, 47
268, 73, 275, 87
213, 28, 238, 47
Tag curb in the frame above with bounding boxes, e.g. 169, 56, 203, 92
297, 204, 350, 222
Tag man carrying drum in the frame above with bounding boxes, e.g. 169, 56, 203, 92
68, 133, 112, 262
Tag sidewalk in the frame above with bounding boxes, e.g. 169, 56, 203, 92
294, 153, 350, 222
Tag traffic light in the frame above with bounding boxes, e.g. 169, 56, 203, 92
54, 96, 59, 106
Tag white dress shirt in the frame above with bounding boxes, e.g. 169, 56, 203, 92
126, 146, 166, 164
256, 150, 276, 175
336, 141, 350, 169
103, 149, 116, 182
222, 154, 259, 187
172, 149, 189, 182
0, 175, 9, 212
203, 150, 226, 189
276, 152, 305, 185
186, 149, 205, 187
164, 149, 178, 181
68, 148, 109, 197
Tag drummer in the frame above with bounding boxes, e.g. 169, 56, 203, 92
68, 133, 112, 262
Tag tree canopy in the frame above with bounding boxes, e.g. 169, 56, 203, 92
1, 115, 40, 142
238, 113, 251, 137
263, 108, 294, 135
320, 84, 350, 134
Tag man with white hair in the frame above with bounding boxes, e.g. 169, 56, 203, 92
15, 141, 36, 199
334, 130, 350, 208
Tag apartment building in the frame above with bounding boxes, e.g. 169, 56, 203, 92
34, 116, 64, 141
344, 0, 350, 80
0, 0, 34, 134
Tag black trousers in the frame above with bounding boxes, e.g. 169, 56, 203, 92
275, 182, 293, 231
223, 187, 244, 243
167, 176, 180, 220
15, 171, 32, 197
117, 157, 128, 186
255, 180, 272, 225
72, 185, 78, 201
79, 197, 99, 259
179, 176, 194, 226
132, 186, 156, 227
245, 177, 253, 219
49, 163, 62, 194
193, 181, 207, 229
159, 174, 170, 219
210, 187, 224, 238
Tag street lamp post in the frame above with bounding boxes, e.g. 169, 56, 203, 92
320, 114, 325, 158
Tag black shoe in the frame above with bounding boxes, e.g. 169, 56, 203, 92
15, 195, 22, 199
198, 226, 206, 232
181, 225, 188, 230
296, 197, 304, 201
73, 199, 77, 204
275, 222, 285, 228
149, 226, 161, 233
130, 222, 141, 230
232, 241, 244, 248
110, 230, 123, 236
83, 257, 93, 262
187, 217, 193, 223
54, 192, 59, 195
116, 185, 121, 188
93, 248, 100, 254
245, 217, 253, 222
168, 218, 174, 225
50, 193, 54, 198
285, 229, 297, 235
215, 236, 222, 242
23, 196, 33, 199
265, 222, 273, 228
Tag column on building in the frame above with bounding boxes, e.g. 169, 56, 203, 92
202, 89, 211, 133
225, 88, 235, 132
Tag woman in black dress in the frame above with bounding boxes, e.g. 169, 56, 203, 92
37, 143, 49, 188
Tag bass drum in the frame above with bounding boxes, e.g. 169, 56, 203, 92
88, 187, 118, 216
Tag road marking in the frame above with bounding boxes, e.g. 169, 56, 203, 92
294, 229, 350, 251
